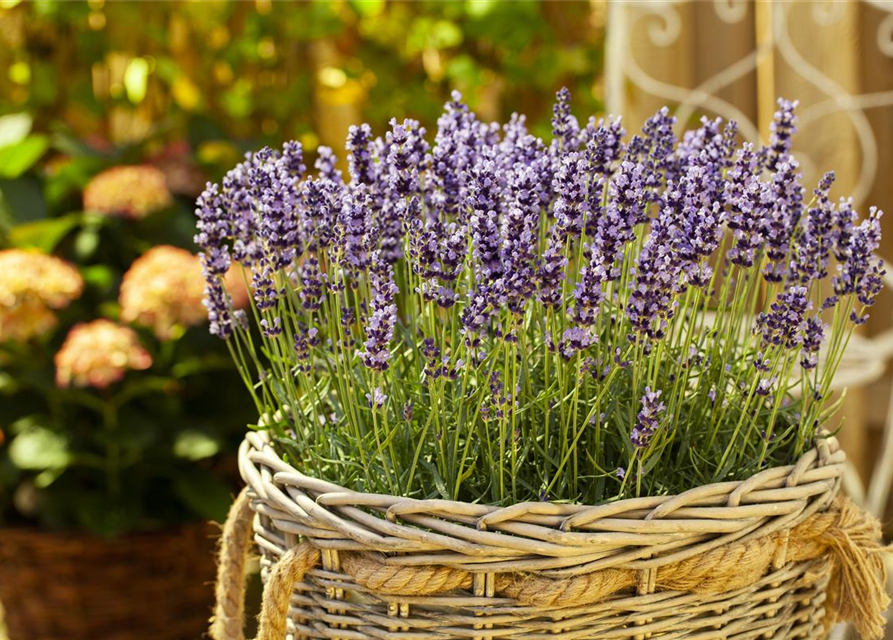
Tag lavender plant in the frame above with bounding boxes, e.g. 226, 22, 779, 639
195, 93, 885, 505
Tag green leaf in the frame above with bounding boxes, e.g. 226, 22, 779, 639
34, 467, 64, 488
0, 113, 33, 148
173, 430, 222, 461
0, 135, 49, 179
350, 0, 384, 17
73, 224, 100, 259
0, 176, 47, 228
8, 212, 82, 251
173, 467, 234, 522
0, 372, 17, 393
421, 459, 450, 500
124, 57, 150, 104
8, 426, 71, 471
464, 0, 497, 18
80, 264, 116, 290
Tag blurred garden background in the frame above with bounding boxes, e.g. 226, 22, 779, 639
0, 2, 608, 639
2, 1, 893, 639
0, 0, 606, 525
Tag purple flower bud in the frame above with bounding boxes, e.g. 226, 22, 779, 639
315, 146, 343, 184
366, 387, 387, 409
631, 387, 665, 449
261, 316, 282, 337
756, 286, 810, 350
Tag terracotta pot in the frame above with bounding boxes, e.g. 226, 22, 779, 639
0, 522, 217, 640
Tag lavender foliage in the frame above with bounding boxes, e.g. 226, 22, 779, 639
196, 91, 883, 507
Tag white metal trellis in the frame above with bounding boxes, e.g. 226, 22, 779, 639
606, 0, 893, 210
605, 3, 893, 633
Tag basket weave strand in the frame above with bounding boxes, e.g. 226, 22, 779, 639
211, 488, 888, 640
210, 433, 890, 640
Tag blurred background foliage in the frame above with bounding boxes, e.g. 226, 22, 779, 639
0, 0, 606, 536
0, 0, 606, 190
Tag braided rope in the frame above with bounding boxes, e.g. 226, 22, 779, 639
210, 490, 889, 640
209, 488, 255, 640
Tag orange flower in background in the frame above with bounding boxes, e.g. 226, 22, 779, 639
55, 320, 152, 389
120, 245, 250, 340
0, 250, 84, 342
120, 246, 206, 340
222, 263, 252, 310
83, 165, 173, 220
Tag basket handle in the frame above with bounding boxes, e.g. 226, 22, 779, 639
210, 488, 321, 640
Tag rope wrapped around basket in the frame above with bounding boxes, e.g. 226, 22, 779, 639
210, 487, 890, 640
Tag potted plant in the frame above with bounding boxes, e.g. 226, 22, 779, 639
0, 158, 254, 640
203, 92, 889, 640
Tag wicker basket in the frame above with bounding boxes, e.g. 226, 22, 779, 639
211, 431, 889, 640
0, 522, 217, 640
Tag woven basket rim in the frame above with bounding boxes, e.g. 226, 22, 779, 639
240, 429, 844, 574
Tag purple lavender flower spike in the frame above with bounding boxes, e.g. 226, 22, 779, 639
834, 207, 886, 323
359, 251, 398, 372
753, 352, 770, 372
386, 118, 426, 198
407, 217, 440, 280
557, 327, 596, 360
346, 124, 377, 186
726, 144, 769, 268
282, 140, 307, 179
468, 156, 504, 281
755, 285, 810, 350
430, 92, 474, 224
202, 279, 233, 339
460, 281, 504, 351
195, 182, 238, 339
537, 229, 569, 309
585, 115, 625, 176
764, 98, 798, 172
623, 108, 677, 204
790, 171, 835, 286
627, 208, 681, 340
439, 221, 467, 282
553, 152, 588, 239
762, 156, 804, 282
337, 184, 373, 277
832, 197, 858, 262
502, 166, 541, 314
251, 258, 280, 311
299, 255, 325, 311
631, 387, 665, 449
551, 87, 580, 153
315, 146, 343, 184
800, 316, 825, 370
610, 159, 648, 226
293, 326, 320, 373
